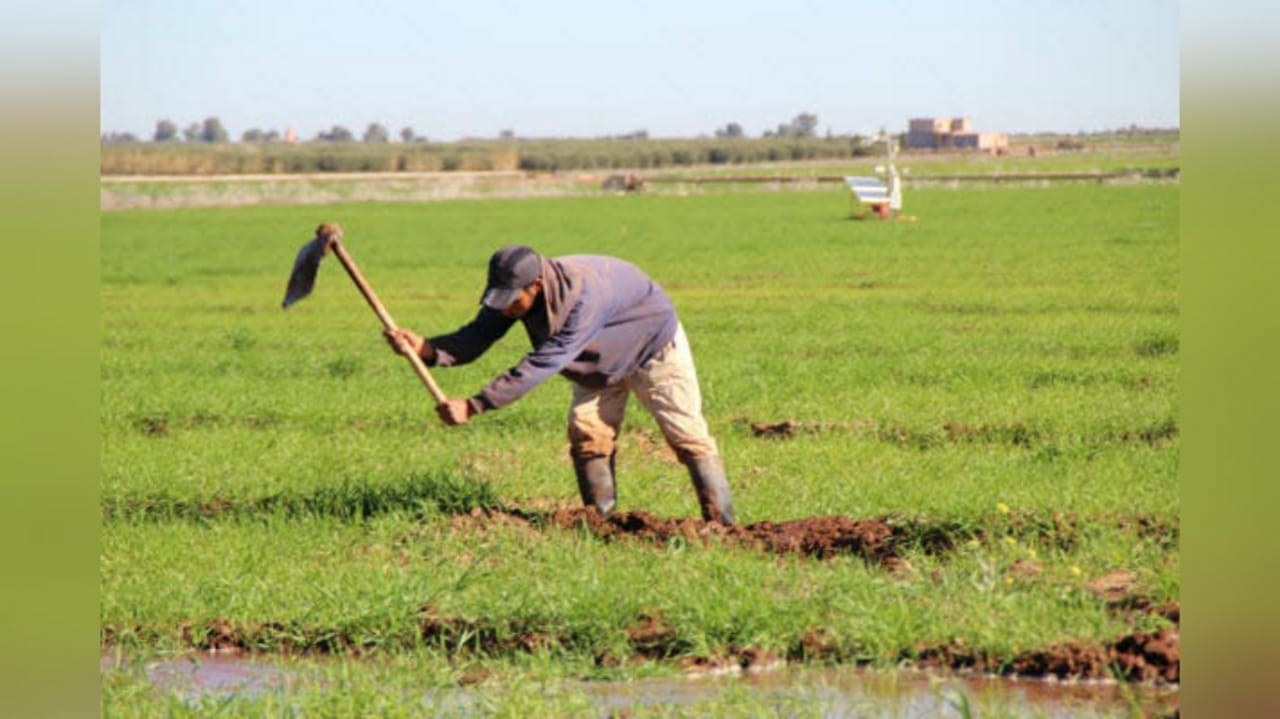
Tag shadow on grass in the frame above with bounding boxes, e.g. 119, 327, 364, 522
102, 471, 502, 522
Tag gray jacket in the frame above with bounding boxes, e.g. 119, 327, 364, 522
428, 255, 679, 411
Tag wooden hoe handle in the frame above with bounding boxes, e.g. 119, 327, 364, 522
329, 239, 449, 405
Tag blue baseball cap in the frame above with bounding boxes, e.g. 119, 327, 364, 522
481, 245, 542, 309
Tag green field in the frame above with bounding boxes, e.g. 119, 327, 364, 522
100, 184, 1179, 715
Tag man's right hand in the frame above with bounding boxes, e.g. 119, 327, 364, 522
383, 327, 433, 361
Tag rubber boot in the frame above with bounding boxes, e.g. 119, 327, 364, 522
573, 454, 616, 516
684, 454, 735, 524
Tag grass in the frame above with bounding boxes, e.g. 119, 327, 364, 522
100, 183, 1178, 715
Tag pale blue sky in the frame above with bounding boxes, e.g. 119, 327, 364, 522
100, 0, 1179, 140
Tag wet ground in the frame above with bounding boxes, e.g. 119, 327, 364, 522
101, 653, 1178, 717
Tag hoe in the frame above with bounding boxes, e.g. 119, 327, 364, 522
282, 222, 448, 404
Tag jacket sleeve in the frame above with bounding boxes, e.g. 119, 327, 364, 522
474, 299, 605, 411
427, 307, 516, 367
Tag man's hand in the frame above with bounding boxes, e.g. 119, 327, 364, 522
383, 328, 433, 361
436, 398, 477, 426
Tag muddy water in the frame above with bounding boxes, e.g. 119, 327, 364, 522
571, 668, 1176, 717
102, 653, 1177, 717
101, 653, 300, 697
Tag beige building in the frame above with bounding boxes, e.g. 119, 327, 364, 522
906, 117, 1006, 151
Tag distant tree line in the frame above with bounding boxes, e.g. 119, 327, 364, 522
100, 142, 518, 175
100, 113, 1179, 174
100, 136, 877, 175
98, 117, 433, 146
143, 117, 229, 143
101, 112, 876, 173
104, 112, 838, 146
510, 136, 876, 172
104, 113, 1179, 149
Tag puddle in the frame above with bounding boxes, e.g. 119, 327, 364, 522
568, 668, 1177, 717
102, 652, 299, 698
102, 653, 1177, 717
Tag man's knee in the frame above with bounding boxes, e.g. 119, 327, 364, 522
670, 438, 719, 465
567, 386, 627, 460
645, 402, 716, 464
568, 423, 616, 460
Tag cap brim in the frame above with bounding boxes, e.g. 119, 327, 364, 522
482, 287, 521, 310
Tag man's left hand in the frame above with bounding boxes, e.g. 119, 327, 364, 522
436, 398, 477, 426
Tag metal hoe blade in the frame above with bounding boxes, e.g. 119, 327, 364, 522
281, 235, 331, 308
278, 222, 450, 403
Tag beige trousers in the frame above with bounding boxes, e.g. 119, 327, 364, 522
567, 324, 719, 463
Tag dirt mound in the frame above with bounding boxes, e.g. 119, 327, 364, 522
1010, 628, 1180, 683
519, 507, 898, 565
750, 419, 801, 438
1108, 629, 1180, 683
1086, 570, 1139, 602
679, 645, 785, 676
730, 515, 896, 561
479, 506, 1175, 568
911, 627, 1179, 683
624, 609, 686, 659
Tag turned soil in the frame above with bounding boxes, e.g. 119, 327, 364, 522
520, 507, 899, 563
459, 505, 1174, 568
905, 623, 1179, 683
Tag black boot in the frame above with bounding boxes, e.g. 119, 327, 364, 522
684, 455, 735, 524
573, 454, 616, 516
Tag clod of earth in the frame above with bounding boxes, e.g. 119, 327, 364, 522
1086, 570, 1138, 602
680, 645, 785, 676
624, 609, 687, 659
183, 618, 239, 653
787, 627, 859, 664
136, 415, 168, 436
750, 419, 799, 438
1105, 596, 1180, 625
1009, 559, 1042, 579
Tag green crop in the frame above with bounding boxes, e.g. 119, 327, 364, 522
101, 184, 1178, 716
